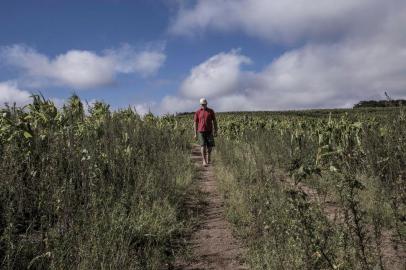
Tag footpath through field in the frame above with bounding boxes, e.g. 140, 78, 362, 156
174, 144, 247, 269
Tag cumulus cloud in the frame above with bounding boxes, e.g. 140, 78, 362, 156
105, 44, 166, 77
0, 81, 32, 107
180, 50, 251, 98
134, 96, 192, 115
157, 34, 406, 113
0, 44, 166, 89
158, 0, 406, 113
133, 102, 158, 116
159, 95, 196, 114
0, 81, 67, 109
169, 0, 400, 44
247, 38, 406, 110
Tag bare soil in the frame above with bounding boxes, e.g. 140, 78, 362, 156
173, 144, 247, 270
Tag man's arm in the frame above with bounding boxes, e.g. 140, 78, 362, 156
194, 121, 198, 138
194, 112, 198, 139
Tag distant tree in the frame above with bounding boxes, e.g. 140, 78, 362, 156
354, 99, 406, 108
175, 112, 194, 116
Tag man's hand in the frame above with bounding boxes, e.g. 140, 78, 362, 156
194, 133, 197, 140
213, 130, 217, 137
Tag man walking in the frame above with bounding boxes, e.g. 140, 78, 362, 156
194, 98, 218, 166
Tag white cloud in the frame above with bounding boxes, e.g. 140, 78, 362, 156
133, 102, 158, 116
180, 50, 251, 98
0, 44, 166, 89
169, 0, 401, 44
159, 95, 196, 114
0, 81, 32, 107
158, 0, 406, 113
157, 32, 406, 113
214, 94, 254, 111
134, 51, 166, 77
50, 50, 115, 88
249, 39, 406, 110
106, 44, 166, 77
0, 81, 67, 109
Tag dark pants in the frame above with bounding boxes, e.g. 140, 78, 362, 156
198, 131, 215, 147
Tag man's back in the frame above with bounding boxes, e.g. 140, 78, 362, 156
194, 107, 216, 132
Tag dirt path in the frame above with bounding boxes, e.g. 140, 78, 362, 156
174, 144, 247, 270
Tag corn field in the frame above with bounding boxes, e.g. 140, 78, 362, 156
1, 95, 405, 269
183, 108, 405, 269
0, 95, 193, 269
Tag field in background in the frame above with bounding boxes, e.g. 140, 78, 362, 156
1, 95, 405, 269
177, 107, 405, 269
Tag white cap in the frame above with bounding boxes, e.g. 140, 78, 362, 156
199, 98, 207, 105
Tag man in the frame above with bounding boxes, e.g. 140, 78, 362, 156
194, 98, 218, 166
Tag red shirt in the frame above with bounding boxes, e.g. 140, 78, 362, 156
194, 107, 216, 132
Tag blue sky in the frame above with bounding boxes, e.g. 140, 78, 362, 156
1, 0, 406, 114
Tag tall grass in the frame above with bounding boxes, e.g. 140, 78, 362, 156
0, 95, 194, 269
211, 110, 405, 269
